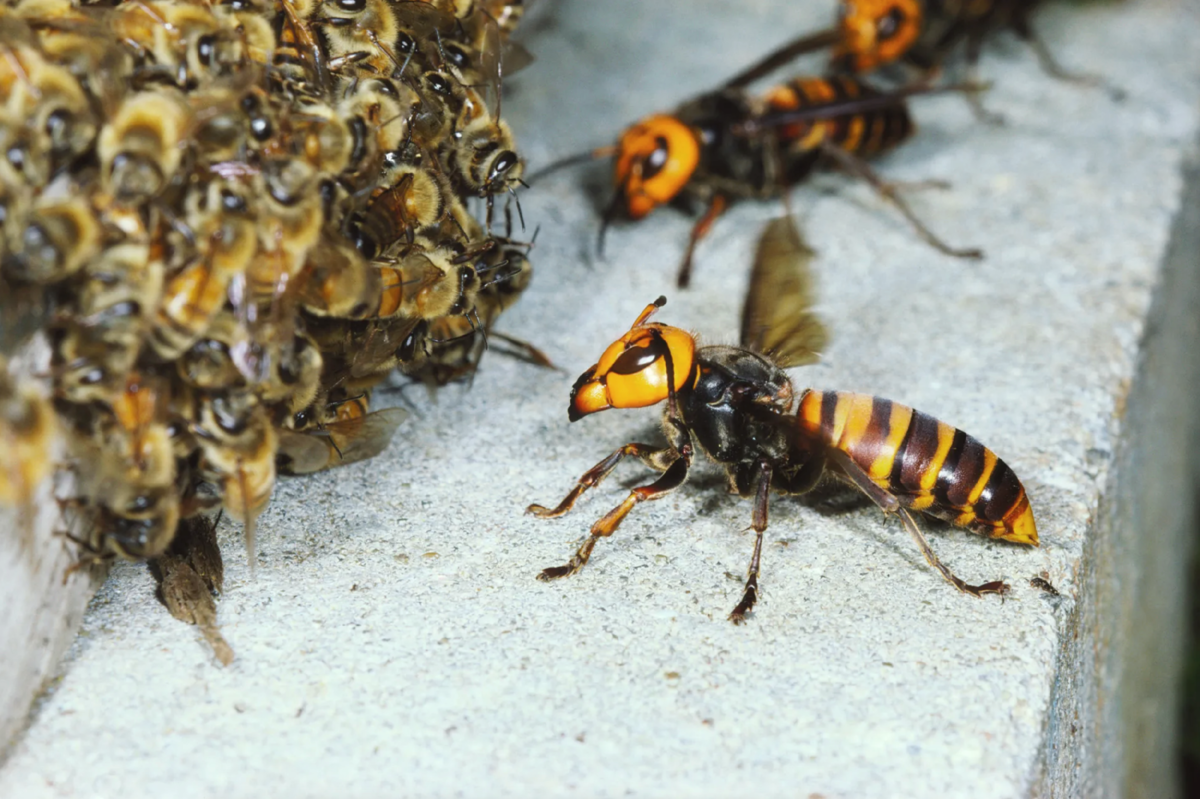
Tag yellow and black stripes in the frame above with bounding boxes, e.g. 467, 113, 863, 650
796, 390, 1037, 545
763, 75, 913, 159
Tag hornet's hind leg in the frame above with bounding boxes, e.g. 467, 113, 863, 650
728, 462, 773, 624
819, 142, 984, 260
828, 450, 1008, 596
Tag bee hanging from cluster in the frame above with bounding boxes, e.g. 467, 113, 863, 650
0, 0, 537, 662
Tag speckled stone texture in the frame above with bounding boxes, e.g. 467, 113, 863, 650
2, 0, 1199, 796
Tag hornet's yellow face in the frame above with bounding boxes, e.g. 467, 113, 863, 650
568, 299, 696, 421
612, 115, 700, 219
832, 0, 923, 72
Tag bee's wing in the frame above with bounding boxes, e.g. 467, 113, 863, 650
276, 429, 337, 475
326, 407, 409, 466
278, 408, 408, 475
740, 215, 829, 369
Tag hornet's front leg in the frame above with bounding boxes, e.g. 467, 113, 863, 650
526, 443, 677, 520
536, 419, 694, 581
537, 449, 692, 581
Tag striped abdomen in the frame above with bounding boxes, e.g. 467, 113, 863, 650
762, 75, 913, 159
796, 390, 1037, 545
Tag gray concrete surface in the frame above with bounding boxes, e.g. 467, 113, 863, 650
2, 0, 1199, 796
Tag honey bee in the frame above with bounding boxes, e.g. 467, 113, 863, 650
248, 325, 324, 418
476, 0, 526, 40
148, 178, 259, 360
306, 314, 426, 391
299, 0, 406, 78
414, 241, 547, 385
402, 236, 496, 320
0, 41, 98, 183
535, 72, 979, 287
175, 311, 249, 391
441, 31, 525, 228
450, 109, 523, 228
335, 78, 418, 186
68, 203, 160, 349
271, 0, 327, 95
191, 389, 277, 569
188, 81, 281, 164
69, 375, 182, 562
50, 226, 160, 406
349, 151, 451, 258
529, 216, 1036, 622
3, 193, 103, 285
0, 357, 58, 540
244, 157, 325, 305
14, 0, 133, 112
96, 87, 192, 202
108, 0, 250, 89
296, 233, 383, 319
264, 96, 356, 178
213, 0, 276, 70
277, 392, 407, 474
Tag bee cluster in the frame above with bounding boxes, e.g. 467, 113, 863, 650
0, 0, 532, 575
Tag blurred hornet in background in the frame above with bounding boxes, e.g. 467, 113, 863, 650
533, 70, 981, 287
724, 0, 1116, 120
528, 216, 1036, 622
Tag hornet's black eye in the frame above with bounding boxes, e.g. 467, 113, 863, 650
877, 7, 905, 40
642, 137, 670, 180
611, 343, 661, 375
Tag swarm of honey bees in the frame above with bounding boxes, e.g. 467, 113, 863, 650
0, 0, 535, 642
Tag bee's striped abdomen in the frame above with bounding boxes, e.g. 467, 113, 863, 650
796, 390, 1037, 546
763, 75, 914, 159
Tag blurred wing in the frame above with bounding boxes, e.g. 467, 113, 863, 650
276, 408, 407, 475
326, 407, 409, 466
502, 41, 535, 77
740, 215, 829, 369
276, 430, 337, 475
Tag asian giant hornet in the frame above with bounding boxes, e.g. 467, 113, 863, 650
724, 0, 1112, 119
533, 73, 982, 288
528, 216, 1036, 623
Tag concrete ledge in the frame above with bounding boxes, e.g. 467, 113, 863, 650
2, 0, 1199, 796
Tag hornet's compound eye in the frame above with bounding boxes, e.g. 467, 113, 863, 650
876, 6, 905, 40
610, 343, 661, 376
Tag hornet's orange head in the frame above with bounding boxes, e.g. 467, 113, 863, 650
569, 296, 696, 421
611, 115, 701, 220
832, 0, 923, 73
